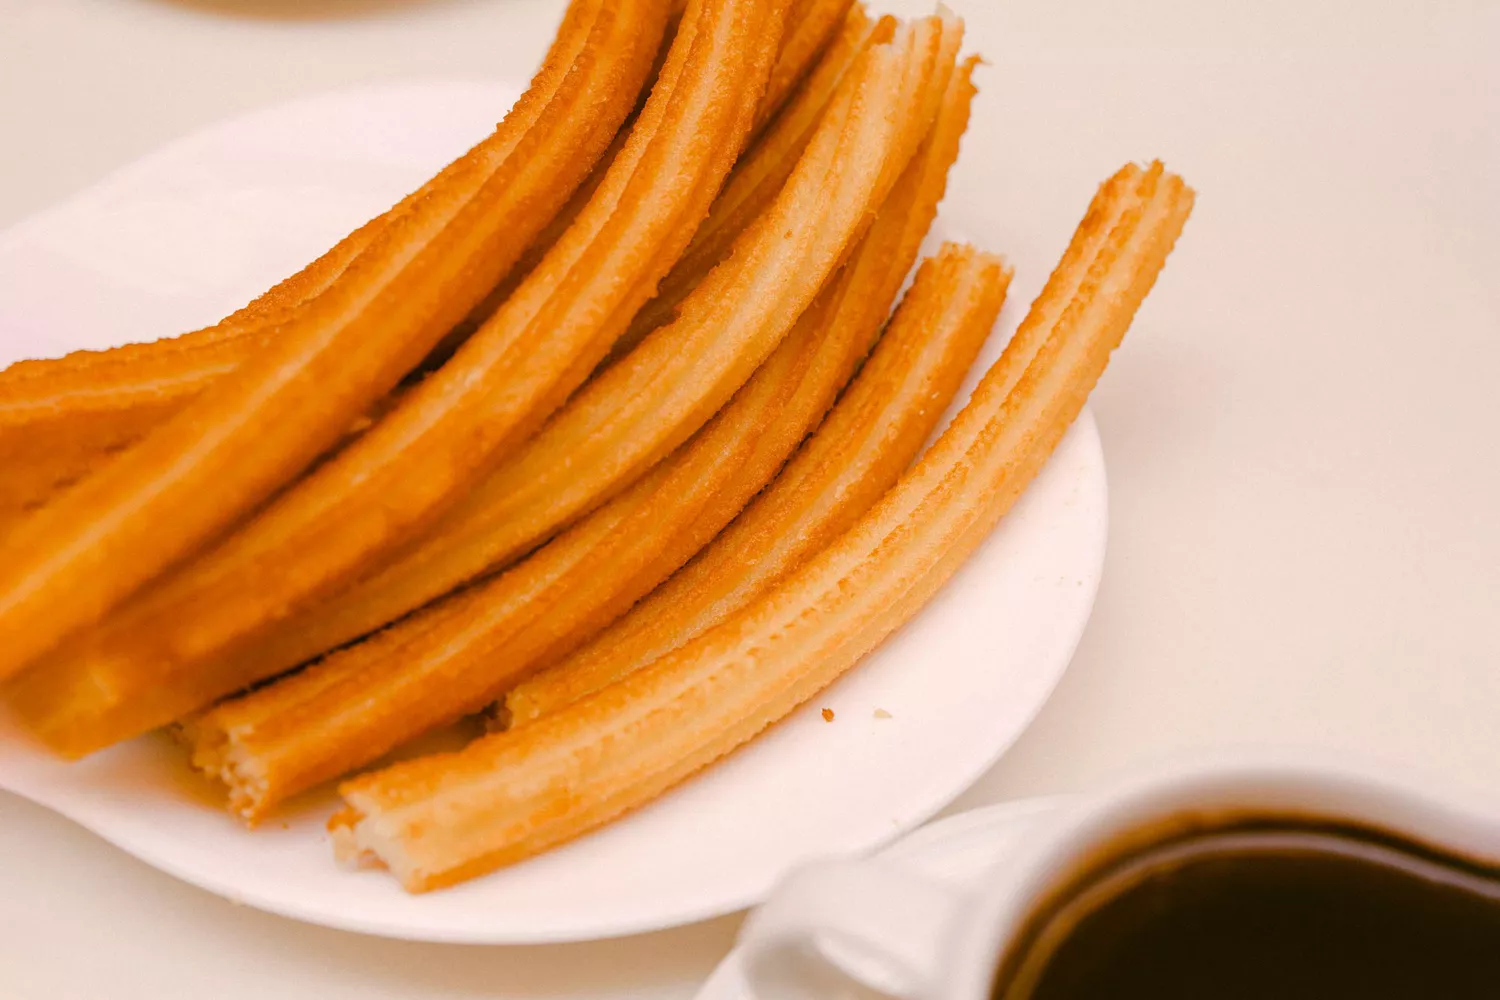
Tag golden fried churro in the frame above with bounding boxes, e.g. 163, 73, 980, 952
505, 59, 982, 727
0, 0, 850, 548
329, 163, 1195, 892
0, 0, 668, 683
7, 0, 793, 755
385, 14, 953, 564
183, 59, 980, 818
614, 4, 895, 358
756, 0, 855, 134
323, 244, 1003, 889
123, 13, 964, 740
0, 0, 653, 673
0, 203, 454, 529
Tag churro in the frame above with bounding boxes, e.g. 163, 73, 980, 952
184, 55, 980, 818
0, 0, 667, 685
0, 183, 417, 524
506, 59, 982, 727
330, 163, 1194, 892
184, 247, 870, 820
613, 3, 894, 359
756, 0, 855, 136
7, 0, 793, 754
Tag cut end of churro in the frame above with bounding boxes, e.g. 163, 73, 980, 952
329, 806, 384, 870
179, 713, 275, 823
329, 797, 432, 891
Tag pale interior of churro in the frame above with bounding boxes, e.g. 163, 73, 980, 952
328, 806, 387, 871
217, 743, 272, 821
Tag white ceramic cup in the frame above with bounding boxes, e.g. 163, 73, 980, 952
734, 755, 1500, 999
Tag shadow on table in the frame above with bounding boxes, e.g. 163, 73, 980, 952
147, 0, 479, 21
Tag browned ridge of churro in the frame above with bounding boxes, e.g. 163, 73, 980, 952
611, 2, 895, 361
6, 0, 796, 756
329, 163, 1194, 893
182, 49, 978, 820
755, 0, 855, 138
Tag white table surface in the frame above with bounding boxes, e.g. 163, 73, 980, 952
1, 0, 1497, 996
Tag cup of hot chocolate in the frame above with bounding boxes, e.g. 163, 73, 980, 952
734, 754, 1500, 999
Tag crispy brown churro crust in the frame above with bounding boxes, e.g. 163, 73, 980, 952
0, 0, 668, 680
614, 4, 895, 360
754, 0, 855, 138
330, 163, 1193, 892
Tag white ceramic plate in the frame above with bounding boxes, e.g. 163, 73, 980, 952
0, 81, 1106, 944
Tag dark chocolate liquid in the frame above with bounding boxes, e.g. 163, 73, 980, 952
994, 825, 1500, 999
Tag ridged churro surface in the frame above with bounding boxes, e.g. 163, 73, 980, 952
186, 53, 981, 820
332, 163, 1193, 892
71, 13, 963, 746
508, 53, 982, 726
180, 17, 972, 820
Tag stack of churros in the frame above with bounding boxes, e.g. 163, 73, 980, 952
0, 0, 1192, 892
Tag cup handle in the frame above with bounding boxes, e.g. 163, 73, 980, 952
736, 858, 970, 1000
